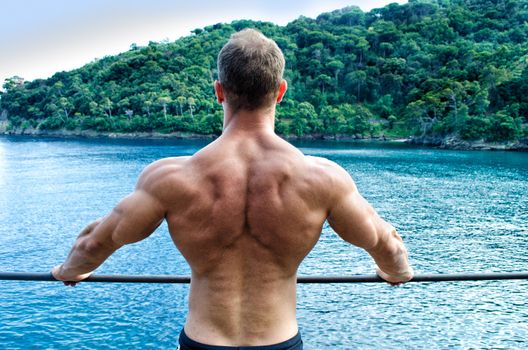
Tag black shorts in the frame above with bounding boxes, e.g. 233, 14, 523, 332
178, 329, 303, 350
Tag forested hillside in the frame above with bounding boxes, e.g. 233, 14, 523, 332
1, 0, 528, 143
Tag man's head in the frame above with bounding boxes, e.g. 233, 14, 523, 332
216, 28, 286, 112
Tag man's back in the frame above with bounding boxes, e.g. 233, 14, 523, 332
157, 132, 332, 345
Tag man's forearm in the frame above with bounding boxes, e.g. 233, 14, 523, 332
56, 220, 118, 280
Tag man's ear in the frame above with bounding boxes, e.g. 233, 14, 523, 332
276, 80, 288, 103
214, 81, 225, 104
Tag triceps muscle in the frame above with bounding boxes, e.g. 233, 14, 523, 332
327, 190, 381, 250
108, 190, 165, 246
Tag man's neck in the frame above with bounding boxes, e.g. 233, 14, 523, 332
222, 105, 276, 137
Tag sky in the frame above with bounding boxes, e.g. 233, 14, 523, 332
0, 0, 407, 86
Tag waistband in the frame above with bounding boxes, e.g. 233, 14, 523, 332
178, 329, 303, 350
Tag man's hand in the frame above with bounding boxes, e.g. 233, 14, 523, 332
51, 264, 93, 287
376, 265, 414, 286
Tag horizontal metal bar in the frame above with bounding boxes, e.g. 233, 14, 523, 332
0, 272, 527, 283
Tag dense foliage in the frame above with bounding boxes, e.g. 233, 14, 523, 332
1, 0, 528, 142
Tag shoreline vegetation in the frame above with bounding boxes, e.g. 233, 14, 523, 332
2, 123, 527, 151
1, 0, 527, 150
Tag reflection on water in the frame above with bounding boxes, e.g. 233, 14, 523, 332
0, 136, 527, 349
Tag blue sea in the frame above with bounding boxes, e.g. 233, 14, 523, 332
0, 136, 527, 349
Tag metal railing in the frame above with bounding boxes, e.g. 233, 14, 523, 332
1, 272, 527, 283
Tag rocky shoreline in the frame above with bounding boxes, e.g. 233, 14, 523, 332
1, 126, 217, 140
2, 126, 527, 152
407, 135, 528, 151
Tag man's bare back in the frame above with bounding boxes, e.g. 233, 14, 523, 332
157, 133, 335, 344
52, 29, 412, 349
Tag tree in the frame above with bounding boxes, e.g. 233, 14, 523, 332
199, 111, 223, 135
158, 93, 172, 121
339, 104, 372, 136
373, 94, 394, 118
177, 96, 187, 116
345, 70, 367, 102
290, 114, 309, 137
144, 100, 152, 118
460, 115, 490, 140
187, 97, 196, 118
473, 89, 490, 115
355, 37, 369, 66
117, 97, 131, 119
58, 97, 73, 121
101, 98, 113, 118
321, 105, 346, 137
439, 81, 470, 133
315, 74, 332, 94
327, 60, 344, 89
298, 102, 322, 133
2, 76, 24, 91
405, 100, 429, 136
488, 111, 521, 142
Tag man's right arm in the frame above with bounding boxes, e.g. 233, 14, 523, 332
324, 162, 413, 284
51, 157, 189, 285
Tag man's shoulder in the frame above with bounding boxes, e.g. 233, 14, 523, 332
149, 156, 192, 168
148, 156, 192, 172
303, 155, 354, 191
137, 156, 192, 192
304, 155, 347, 176
305, 155, 336, 166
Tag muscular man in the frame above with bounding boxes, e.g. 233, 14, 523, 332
52, 29, 413, 349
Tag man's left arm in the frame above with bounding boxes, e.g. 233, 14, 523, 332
52, 167, 166, 285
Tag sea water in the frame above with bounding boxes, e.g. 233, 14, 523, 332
0, 136, 527, 349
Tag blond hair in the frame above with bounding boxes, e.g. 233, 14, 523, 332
217, 29, 285, 111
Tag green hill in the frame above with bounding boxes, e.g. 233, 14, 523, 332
1, 0, 528, 144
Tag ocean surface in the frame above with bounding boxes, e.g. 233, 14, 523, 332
0, 135, 527, 349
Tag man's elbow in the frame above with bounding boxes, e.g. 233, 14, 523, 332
368, 228, 408, 261
386, 233, 407, 256
77, 217, 104, 238
76, 237, 114, 257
